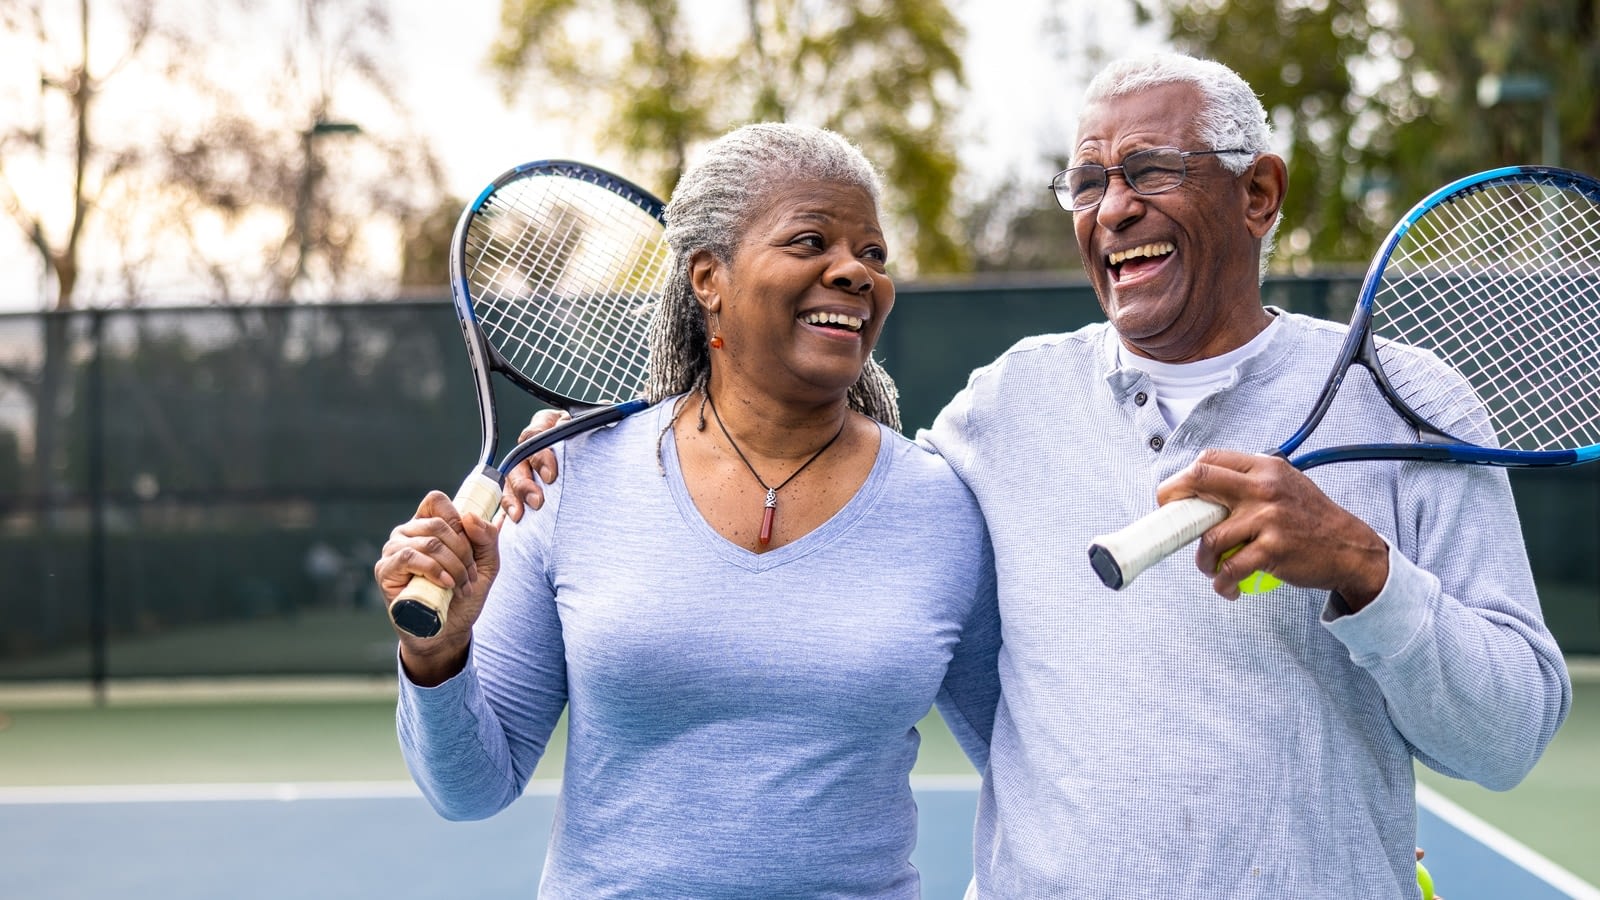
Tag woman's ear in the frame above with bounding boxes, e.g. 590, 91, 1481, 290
688, 249, 722, 314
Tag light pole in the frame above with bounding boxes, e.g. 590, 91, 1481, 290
290, 117, 362, 296
1476, 73, 1558, 168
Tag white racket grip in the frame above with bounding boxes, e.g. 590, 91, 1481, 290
389, 469, 504, 638
1086, 496, 1229, 590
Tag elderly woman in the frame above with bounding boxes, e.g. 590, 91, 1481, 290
373, 123, 1001, 898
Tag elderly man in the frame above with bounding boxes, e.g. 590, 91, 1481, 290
920, 52, 1569, 897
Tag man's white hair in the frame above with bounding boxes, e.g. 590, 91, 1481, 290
1083, 53, 1279, 278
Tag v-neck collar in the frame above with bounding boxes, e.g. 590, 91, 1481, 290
657, 400, 896, 573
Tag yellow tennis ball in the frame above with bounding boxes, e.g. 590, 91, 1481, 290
1238, 569, 1283, 594
1416, 860, 1434, 899
1219, 546, 1283, 594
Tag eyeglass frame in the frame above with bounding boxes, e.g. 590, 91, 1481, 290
1049, 147, 1255, 212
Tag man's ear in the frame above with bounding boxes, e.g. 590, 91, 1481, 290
688, 249, 721, 314
1243, 153, 1288, 240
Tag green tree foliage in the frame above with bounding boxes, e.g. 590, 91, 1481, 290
1154, 0, 1600, 270
1159, 0, 1400, 268
489, 0, 970, 275
964, 153, 1080, 275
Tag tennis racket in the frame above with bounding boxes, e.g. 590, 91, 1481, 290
389, 160, 668, 638
1089, 165, 1600, 591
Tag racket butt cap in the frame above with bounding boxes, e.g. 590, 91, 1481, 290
390, 600, 443, 639
1087, 545, 1126, 590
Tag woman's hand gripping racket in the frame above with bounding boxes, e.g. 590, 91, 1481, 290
1089, 165, 1600, 590
388, 161, 668, 638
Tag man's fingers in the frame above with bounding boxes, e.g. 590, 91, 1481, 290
534, 452, 559, 485
515, 408, 570, 442
501, 409, 569, 523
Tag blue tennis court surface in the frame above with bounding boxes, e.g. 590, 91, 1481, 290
2, 779, 1594, 899
1416, 784, 1600, 900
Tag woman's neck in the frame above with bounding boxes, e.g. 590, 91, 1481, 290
694, 380, 853, 463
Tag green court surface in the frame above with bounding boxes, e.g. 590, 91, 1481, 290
1, 663, 1596, 888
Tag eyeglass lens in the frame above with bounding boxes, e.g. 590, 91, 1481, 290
1057, 148, 1187, 211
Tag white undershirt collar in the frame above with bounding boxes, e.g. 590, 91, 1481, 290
1116, 314, 1281, 429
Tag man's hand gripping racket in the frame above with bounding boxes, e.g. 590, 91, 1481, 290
388, 161, 668, 638
1090, 166, 1600, 591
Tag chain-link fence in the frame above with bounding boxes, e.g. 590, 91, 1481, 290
0, 278, 1593, 689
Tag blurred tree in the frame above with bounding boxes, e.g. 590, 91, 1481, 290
488, 0, 970, 275
1146, 0, 1600, 271
149, 0, 446, 303
1150, 0, 1395, 269
954, 0, 1118, 277
0, 426, 19, 497
0, 0, 144, 310
963, 154, 1081, 276
0, 0, 447, 532
0, 0, 445, 309
398, 196, 461, 298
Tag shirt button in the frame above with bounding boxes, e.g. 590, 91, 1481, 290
1134, 391, 1148, 406
1149, 435, 1164, 451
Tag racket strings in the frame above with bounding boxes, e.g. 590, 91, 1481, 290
474, 191, 658, 397
1373, 175, 1600, 453
465, 174, 667, 406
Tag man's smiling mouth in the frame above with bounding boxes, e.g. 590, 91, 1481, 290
1107, 241, 1175, 281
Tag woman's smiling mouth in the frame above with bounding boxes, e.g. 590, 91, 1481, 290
801, 311, 864, 332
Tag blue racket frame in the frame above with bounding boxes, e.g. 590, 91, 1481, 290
1276, 165, 1600, 472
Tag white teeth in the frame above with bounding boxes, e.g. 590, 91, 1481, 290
803, 311, 863, 332
1108, 242, 1175, 266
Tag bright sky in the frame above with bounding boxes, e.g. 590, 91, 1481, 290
0, 0, 1167, 311
387, 0, 1099, 203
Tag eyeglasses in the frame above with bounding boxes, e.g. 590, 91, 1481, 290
1049, 147, 1254, 212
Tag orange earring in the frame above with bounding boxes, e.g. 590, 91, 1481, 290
708, 312, 724, 349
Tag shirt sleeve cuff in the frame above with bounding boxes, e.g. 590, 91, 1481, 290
397, 643, 479, 708
1320, 542, 1436, 664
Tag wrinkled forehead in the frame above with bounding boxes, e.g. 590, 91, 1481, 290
740, 178, 884, 239
1074, 82, 1205, 153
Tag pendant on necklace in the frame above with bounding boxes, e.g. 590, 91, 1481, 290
759, 488, 778, 546
702, 388, 843, 552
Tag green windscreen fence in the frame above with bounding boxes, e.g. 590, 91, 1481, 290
0, 277, 1594, 686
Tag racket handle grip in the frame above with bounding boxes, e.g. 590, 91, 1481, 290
1087, 497, 1229, 590
389, 470, 504, 639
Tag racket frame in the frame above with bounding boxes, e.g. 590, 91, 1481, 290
388, 161, 664, 638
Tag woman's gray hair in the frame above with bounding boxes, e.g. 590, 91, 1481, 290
646, 122, 902, 430
1084, 53, 1280, 278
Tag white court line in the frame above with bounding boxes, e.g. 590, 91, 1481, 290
909, 774, 982, 791
11, 776, 1590, 900
0, 779, 564, 805
1417, 782, 1600, 900
0, 776, 978, 805
0, 781, 422, 804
